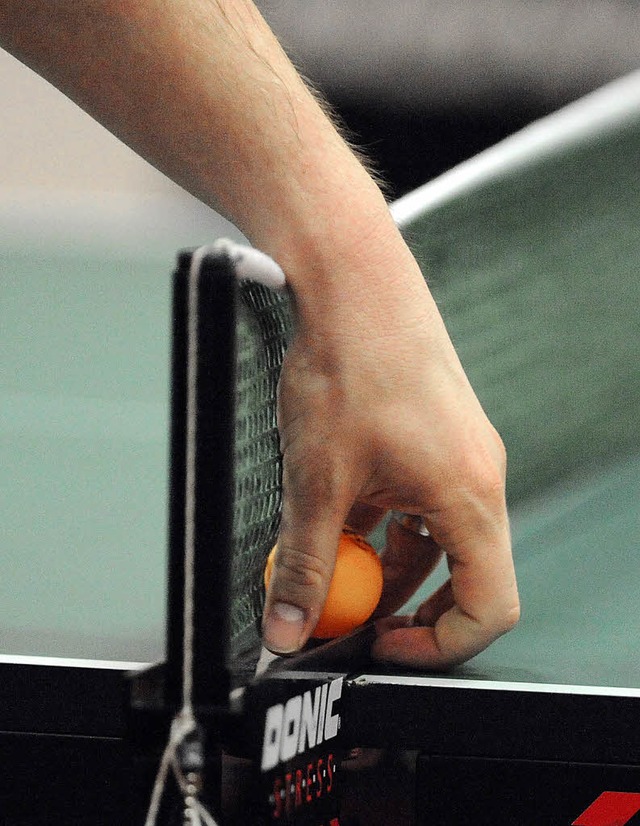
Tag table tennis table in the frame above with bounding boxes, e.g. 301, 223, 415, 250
2, 72, 639, 825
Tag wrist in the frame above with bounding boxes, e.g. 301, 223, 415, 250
272, 197, 427, 330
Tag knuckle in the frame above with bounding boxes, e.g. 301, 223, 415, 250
460, 419, 508, 498
487, 600, 521, 638
300, 469, 340, 510
433, 427, 507, 514
284, 456, 349, 521
502, 601, 521, 631
490, 429, 508, 476
273, 545, 331, 598
467, 456, 507, 509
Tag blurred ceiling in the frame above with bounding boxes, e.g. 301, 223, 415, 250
257, 0, 640, 109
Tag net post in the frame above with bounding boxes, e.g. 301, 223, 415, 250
166, 249, 235, 712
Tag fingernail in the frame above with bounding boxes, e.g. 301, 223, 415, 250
263, 602, 306, 653
392, 512, 430, 536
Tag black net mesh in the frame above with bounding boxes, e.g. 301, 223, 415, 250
230, 281, 293, 661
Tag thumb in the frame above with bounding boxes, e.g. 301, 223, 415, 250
261, 460, 349, 654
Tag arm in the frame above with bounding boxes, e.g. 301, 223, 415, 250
0, 0, 519, 667
0, 0, 389, 299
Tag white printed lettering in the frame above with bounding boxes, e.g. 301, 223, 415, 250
280, 695, 302, 762
261, 703, 284, 771
298, 685, 322, 752
260, 678, 343, 771
324, 678, 342, 741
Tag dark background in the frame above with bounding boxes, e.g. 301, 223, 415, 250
331, 101, 546, 198
257, 0, 640, 198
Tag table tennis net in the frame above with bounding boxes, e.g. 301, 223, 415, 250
229, 278, 293, 661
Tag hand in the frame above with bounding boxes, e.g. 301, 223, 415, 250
261, 227, 520, 669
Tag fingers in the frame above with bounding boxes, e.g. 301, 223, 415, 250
346, 502, 386, 536
261, 446, 351, 654
373, 516, 443, 618
370, 434, 519, 669
413, 579, 455, 627
372, 507, 520, 669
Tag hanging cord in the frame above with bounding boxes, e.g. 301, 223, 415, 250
144, 246, 220, 826
144, 713, 217, 826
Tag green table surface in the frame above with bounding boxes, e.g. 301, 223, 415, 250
3, 241, 638, 689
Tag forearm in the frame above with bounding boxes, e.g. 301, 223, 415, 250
0, 0, 410, 314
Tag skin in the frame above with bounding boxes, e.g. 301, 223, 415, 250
0, 0, 520, 669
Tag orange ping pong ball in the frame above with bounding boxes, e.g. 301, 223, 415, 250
264, 528, 384, 639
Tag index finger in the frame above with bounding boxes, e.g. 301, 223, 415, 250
372, 514, 443, 618
371, 514, 519, 669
